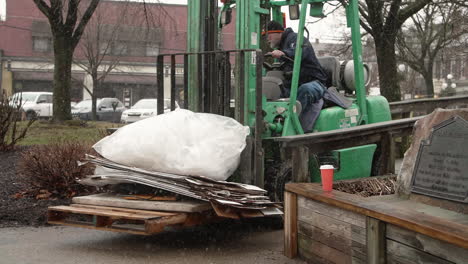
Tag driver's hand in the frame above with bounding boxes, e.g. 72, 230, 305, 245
271, 50, 285, 59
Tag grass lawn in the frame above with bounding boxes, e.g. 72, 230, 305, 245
15, 120, 123, 146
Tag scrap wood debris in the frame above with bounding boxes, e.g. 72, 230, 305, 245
78, 155, 282, 215
333, 175, 397, 197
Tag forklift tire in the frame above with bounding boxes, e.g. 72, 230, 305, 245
273, 163, 292, 202
265, 160, 292, 202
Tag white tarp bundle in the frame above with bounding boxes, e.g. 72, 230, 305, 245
93, 109, 250, 181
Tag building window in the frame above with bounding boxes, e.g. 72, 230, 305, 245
0, 0, 6, 21
129, 42, 146, 57
146, 43, 160, 57
33, 37, 52, 52
112, 42, 128, 56
99, 43, 111, 55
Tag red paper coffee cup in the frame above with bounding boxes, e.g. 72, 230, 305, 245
320, 165, 334, 192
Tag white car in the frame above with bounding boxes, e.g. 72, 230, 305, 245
10, 92, 53, 119
121, 98, 179, 123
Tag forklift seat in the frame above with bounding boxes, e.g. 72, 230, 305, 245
317, 56, 341, 89
318, 56, 353, 109
262, 74, 303, 114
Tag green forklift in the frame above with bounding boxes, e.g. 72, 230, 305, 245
46, 0, 395, 235
157, 0, 392, 200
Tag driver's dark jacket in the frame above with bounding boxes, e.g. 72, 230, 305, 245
279, 28, 328, 97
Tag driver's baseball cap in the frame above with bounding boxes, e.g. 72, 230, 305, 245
262, 21, 284, 35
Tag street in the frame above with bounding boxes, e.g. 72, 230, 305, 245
0, 220, 305, 264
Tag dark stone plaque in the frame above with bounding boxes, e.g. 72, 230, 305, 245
411, 116, 468, 203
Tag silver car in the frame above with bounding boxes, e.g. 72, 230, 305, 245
72, 98, 126, 122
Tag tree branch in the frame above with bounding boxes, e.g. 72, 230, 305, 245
397, 0, 432, 28
32, 0, 52, 19
65, 0, 79, 33
71, 0, 100, 48
360, 20, 374, 38
363, 0, 384, 38
358, 2, 374, 37
49, 0, 64, 27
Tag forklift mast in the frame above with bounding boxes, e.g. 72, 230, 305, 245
187, 1, 218, 112
186, 0, 369, 134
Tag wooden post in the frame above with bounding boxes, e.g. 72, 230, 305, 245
374, 132, 395, 175
384, 132, 396, 174
367, 216, 386, 264
399, 112, 411, 157
284, 191, 298, 258
240, 135, 253, 184
291, 146, 309, 182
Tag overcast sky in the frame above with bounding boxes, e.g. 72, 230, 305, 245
119, 0, 348, 43
154, 0, 347, 42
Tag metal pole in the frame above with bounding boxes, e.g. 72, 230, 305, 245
156, 55, 164, 115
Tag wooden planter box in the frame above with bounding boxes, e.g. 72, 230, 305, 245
284, 183, 468, 264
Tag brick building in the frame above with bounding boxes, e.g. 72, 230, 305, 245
0, 0, 235, 106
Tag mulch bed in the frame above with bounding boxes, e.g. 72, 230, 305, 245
0, 148, 70, 228
333, 175, 397, 197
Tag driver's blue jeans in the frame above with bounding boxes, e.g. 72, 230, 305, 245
297, 80, 326, 132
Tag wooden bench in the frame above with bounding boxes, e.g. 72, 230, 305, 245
284, 183, 468, 264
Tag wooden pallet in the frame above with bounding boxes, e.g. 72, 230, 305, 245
72, 193, 212, 212
48, 204, 215, 235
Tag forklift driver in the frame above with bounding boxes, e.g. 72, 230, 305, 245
264, 20, 328, 132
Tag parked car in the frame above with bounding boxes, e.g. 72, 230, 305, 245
10, 92, 53, 119
72, 98, 126, 122
121, 98, 179, 124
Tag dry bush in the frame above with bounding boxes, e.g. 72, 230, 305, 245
0, 95, 35, 152
17, 141, 97, 199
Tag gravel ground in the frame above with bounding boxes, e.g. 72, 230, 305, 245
0, 148, 70, 228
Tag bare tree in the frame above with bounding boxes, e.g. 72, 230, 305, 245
32, 0, 100, 121
358, 0, 433, 102
74, 2, 130, 121
73, 1, 174, 120
396, 3, 468, 97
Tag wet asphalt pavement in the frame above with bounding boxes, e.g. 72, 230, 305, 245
0, 221, 306, 264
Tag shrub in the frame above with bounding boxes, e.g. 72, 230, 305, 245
17, 141, 97, 199
0, 94, 35, 152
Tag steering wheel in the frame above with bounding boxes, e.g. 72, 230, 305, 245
263, 53, 294, 70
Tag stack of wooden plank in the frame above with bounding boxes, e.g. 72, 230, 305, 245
79, 155, 282, 214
